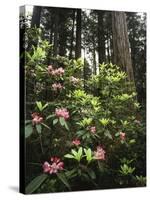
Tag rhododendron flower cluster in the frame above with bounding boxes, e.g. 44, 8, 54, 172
43, 157, 64, 174
48, 65, 64, 76
89, 126, 96, 134
31, 112, 43, 125
55, 108, 69, 120
94, 146, 106, 160
120, 132, 126, 140
52, 83, 64, 91
70, 76, 80, 85
72, 139, 81, 146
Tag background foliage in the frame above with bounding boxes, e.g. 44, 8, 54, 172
20, 6, 146, 194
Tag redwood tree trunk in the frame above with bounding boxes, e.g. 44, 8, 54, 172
31, 6, 42, 28
75, 9, 81, 59
92, 36, 97, 75
112, 11, 134, 82
53, 8, 59, 57
69, 10, 76, 59
98, 11, 105, 64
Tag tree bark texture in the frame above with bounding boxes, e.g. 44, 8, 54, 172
75, 9, 81, 59
112, 11, 134, 82
53, 8, 59, 57
31, 6, 42, 28
98, 11, 105, 64
69, 10, 76, 59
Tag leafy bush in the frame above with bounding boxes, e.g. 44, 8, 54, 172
24, 28, 146, 193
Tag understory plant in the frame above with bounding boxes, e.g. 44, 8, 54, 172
24, 29, 146, 194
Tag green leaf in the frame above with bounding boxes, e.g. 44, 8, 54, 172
25, 174, 48, 194
36, 101, 43, 111
46, 114, 55, 120
56, 173, 71, 191
53, 118, 58, 125
87, 168, 96, 179
65, 169, 77, 179
104, 130, 113, 140
25, 124, 33, 138
84, 148, 87, 154
86, 148, 92, 162
64, 121, 69, 131
115, 132, 120, 137
71, 149, 78, 157
64, 154, 75, 159
78, 147, 83, 157
79, 118, 92, 127
99, 118, 109, 126
42, 103, 48, 111
77, 147, 83, 161
25, 120, 32, 124
36, 124, 42, 134
76, 130, 85, 136
59, 117, 65, 126
129, 139, 136, 144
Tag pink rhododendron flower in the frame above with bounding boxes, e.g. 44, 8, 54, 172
89, 126, 96, 134
51, 70, 57, 76
31, 112, 43, 125
72, 139, 81, 146
120, 132, 126, 140
48, 65, 64, 76
56, 67, 64, 75
48, 65, 53, 73
94, 146, 106, 160
49, 162, 59, 174
52, 83, 64, 91
43, 161, 51, 173
51, 156, 60, 163
70, 76, 80, 85
43, 157, 64, 174
55, 108, 69, 120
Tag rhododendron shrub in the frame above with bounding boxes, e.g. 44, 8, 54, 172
24, 31, 146, 194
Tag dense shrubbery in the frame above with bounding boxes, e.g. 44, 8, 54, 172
24, 29, 146, 194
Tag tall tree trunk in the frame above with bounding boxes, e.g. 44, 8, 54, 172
98, 11, 105, 64
48, 10, 54, 61
59, 9, 68, 56
53, 8, 59, 57
106, 33, 110, 62
112, 11, 134, 82
49, 9, 54, 45
75, 9, 81, 59
92, 36, 97, 75
48, 24, 53, 59
31, 6, 42, 28
69, 10, 76, 59
110, 34, 113, 61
